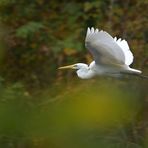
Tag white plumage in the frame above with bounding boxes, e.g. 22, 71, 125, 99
114, 37, 133, 65
59, 27, 142, 79
85, 27, 134, 66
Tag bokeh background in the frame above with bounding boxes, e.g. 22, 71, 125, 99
0, 0, 148, 147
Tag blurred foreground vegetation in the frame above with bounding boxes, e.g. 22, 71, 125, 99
0, 0, 148, 147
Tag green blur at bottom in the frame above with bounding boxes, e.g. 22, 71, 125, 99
0, 78, 146, 148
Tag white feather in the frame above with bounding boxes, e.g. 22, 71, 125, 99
114, 37, 134, 65
86, 27, 134, 66
91, 27, 94, 33
114, 37, 117, 41
86, 27, 126, 65
95, 29, 99, 33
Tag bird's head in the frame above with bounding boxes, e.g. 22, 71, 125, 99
58, 63, 96, 79
58, 63, 88, 70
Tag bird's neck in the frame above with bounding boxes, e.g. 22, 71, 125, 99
76, 63, 96, 79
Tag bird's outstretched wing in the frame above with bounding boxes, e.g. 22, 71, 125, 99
113, 37, 133, 65
85, 27, 134, 66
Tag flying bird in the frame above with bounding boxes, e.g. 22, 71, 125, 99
58, 27, 144, 79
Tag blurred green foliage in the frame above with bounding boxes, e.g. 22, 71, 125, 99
0, 0, 147, 147
0, 79, 145, 148
16, 21, 45, 39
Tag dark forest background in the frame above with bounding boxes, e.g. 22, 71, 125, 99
0, 0, 148, 147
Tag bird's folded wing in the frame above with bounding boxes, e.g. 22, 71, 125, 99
85, 27, 133, 66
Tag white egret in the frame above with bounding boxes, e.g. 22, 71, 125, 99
59, 27, 144, 79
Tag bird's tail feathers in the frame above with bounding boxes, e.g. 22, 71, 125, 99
128, 68, 142, 75
122, 68, 148, 79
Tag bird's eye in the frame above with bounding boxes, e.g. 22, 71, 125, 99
74, 64, 77, 68
74, 64, 78, 69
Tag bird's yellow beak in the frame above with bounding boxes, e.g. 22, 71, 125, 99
58, 64, 75, 70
